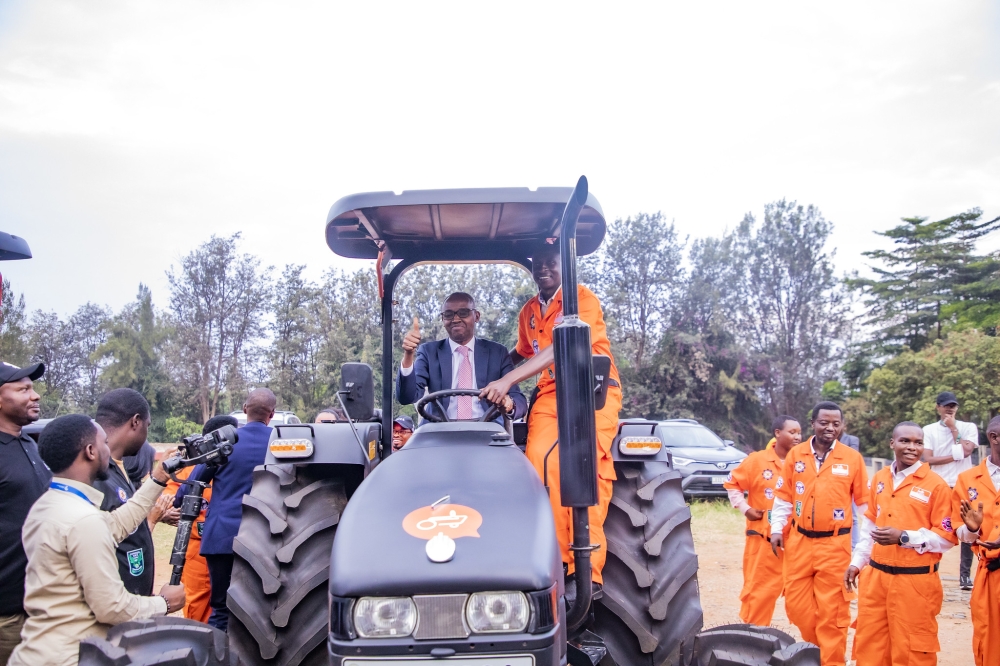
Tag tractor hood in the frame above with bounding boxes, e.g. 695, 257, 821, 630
329, 423, 560, 597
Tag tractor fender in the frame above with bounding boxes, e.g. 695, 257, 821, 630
264, 422, 381, 468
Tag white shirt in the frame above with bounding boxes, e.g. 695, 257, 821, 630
400, 338, 483, 420
923, 419, 978, 487
538, 287, 561, 317
849, 461, 955, 569
957, 458, 1000, 543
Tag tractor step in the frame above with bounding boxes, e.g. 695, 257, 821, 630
567, 630, 609, 666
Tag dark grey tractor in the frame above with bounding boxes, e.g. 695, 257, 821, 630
79, 180, 819, 666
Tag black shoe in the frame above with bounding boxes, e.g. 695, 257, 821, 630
960, 575, 973, 590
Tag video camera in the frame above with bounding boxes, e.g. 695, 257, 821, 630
163, 424, 238, 474
163, 424, 238, 586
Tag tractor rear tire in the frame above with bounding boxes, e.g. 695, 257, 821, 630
78, 617, 232, 665
689, 625, 820, 666
226, 464, 347, 666
592, 460, 703, 666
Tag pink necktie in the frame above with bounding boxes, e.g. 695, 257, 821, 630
456, 346, 474, 419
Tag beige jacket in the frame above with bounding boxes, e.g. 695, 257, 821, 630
8, 476, 167, 666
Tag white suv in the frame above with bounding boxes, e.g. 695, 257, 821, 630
230, 410, 302, 426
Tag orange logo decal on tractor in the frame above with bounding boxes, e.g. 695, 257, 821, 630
403, 503, 482, 540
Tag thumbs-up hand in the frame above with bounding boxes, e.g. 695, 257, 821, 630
402, 316, 421, 368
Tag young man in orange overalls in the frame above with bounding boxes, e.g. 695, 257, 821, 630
724, 415, 800, 625
481, 242, 621, 597
845, 421, 956, 665
953, 415, 1000, 666
769, 401, 867, 666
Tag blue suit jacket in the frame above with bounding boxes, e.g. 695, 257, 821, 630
396, 338, 527, 422
191, 420, 272, 556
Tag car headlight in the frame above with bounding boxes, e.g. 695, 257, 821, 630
353, 597, 417, 638
671, 456, 695, 466
466, 591, 529, 633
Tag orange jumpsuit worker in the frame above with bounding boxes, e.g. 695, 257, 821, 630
845, 422, 956, 666
482, 242, 621, 591
164, 464, 212, 623
953, 415, 1000, 666
769, 401, 868, 666
723, 415, 800, 625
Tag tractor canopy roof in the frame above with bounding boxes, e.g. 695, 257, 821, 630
325, 187, 606, 262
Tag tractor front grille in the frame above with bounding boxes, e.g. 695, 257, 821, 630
413, 594, 470, 640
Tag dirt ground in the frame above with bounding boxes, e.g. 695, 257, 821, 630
151, 500, 975, 665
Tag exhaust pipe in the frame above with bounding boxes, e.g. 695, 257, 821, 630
551, 176, 599, 633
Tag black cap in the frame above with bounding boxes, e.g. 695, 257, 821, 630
393, 415, 414, 431
0, 362, 44, 385
936, 391, 958, 406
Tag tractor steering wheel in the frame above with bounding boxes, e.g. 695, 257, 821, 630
415, 389, 511, 429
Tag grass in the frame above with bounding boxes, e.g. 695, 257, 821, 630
688, 498, 745, 539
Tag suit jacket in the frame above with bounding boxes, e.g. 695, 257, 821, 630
841, 433, 860, 451
396, 338, 528, 422
192, 420, 272, 555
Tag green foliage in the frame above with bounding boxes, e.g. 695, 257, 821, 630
164, 416, 202, 443
850, 330, 1000, 456
849, 210, 1000, 353
0, 279, 30, 365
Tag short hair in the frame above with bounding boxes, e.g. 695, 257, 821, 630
39, 414, 98, 474
244, 388, 277, 422
810, 401, 843, 421
772, 415, 799, 433
530, 242, 560, 260
444, 292, 476, 308
95, 388, 150, 429
314, 407, 346, 422
203, 414, 238, 435
987, 415, 1000, 436
892, 421, 922, 437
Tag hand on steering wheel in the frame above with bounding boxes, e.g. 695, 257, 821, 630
415, 389, 511, 427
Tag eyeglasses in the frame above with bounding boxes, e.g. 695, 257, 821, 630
440, 308, 475, 321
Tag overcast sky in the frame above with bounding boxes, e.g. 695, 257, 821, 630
1, 1, 998, 316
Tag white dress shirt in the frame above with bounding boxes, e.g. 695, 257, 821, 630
770, 440, 868, 536
957, 458, 1000, 543
849, 460, 955, 570
401, 337, 483, 420
923, 419, 978, 487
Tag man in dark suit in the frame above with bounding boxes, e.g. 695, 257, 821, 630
397, 292, 527, 423
188, 388, 275, 631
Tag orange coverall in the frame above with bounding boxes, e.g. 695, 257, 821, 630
854, 464, 956, 666
516, 285, 621, 585
952, 461, 1000, 666
774, 439, 867, 666
723, 448, 787, 625
163, 467, 212, 623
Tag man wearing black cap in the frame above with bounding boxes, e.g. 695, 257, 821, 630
922, 390, 979, 589
0, 362, 50, 665
392, 415, 414, 451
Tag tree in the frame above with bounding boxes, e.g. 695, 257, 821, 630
849, 209, 1000, 353
584, 212, 685, 372
730, 200, 847, 421
96, 284, 173, 438
855, 329, 1000, 456
68, 302, 112, 411
269, 265, 323, 416
167, 234, 272, 422
28, 311, 77, 416
0, 278, 30, 365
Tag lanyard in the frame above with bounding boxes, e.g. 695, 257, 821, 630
49, 482, 94, 505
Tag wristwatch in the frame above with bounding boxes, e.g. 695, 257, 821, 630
899, 532, 910, 546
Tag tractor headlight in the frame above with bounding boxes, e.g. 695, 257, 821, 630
353, 597, 417, 638
466, 591, 529, 633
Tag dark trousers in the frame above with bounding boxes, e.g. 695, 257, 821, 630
204, 553, 234, 632
960, 541, 974, 579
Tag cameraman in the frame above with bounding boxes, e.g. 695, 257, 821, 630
8, 415, 184, 666
187, 388, 275, 630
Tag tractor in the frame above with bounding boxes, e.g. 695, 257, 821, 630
80, 179, 819, 666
